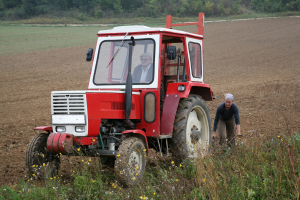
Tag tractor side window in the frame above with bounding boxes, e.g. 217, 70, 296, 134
162, 42, 185, 83
188, 42, 202, 78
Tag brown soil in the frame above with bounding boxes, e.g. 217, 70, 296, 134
0, 17, 299, 186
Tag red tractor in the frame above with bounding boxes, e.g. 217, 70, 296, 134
26, 13, 213, 187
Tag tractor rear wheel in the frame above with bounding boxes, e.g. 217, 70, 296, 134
171, 95, 211, 162
114, 137, 146, 187
26, 133, 60, 179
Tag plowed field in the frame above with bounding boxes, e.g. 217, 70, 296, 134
0, 17, 299, 186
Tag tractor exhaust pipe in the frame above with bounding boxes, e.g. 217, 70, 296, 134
125, 36, 135, 120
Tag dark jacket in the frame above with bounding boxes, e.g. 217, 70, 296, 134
132, 64, 153, 83
213, 102, 240, 132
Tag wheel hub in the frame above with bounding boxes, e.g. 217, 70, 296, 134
191, 126, 202, 144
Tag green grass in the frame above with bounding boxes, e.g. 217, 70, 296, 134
1, 133, 299, 199
0, 25, 115, 56
1, 11, 299, 56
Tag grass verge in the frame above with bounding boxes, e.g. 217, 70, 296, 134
1, 133, 299, 199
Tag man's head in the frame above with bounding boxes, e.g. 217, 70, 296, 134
140, 52, 152, 67
224, 93, 234, 109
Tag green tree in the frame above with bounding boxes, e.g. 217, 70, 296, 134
0, 0, 3, 11
23, 0, 38, 17
3, 0, 22, 9
205, 1, 214, 16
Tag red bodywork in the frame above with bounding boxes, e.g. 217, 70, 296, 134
86, 92, 141, 136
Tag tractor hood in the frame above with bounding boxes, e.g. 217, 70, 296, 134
51, 90, 141, 137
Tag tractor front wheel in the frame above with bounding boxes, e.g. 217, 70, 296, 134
25, 133, 60, 179
171, 95, 212, 162
114, 137, 146, 187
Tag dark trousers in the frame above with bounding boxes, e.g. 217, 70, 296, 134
217, 118, 236, 147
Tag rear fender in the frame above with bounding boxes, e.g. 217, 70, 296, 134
165, 82, 213, 100
160, 82, 213, 136
122, 130, 149, 151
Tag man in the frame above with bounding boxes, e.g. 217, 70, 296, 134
212, 93, 242, 148
132, 52, 153, 83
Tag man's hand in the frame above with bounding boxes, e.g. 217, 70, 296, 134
236, 132, 243, 137
212, 131, 217, 140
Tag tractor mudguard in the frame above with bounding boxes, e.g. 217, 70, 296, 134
122, 130, 149, 150
160, 82, 213, 136
34, 126, 53, 133
160, 94, 181, 135
164, 82, 213, 100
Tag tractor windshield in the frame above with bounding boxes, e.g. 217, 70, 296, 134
93, 39, 155, 85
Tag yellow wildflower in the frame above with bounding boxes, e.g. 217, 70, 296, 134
117, 154, 121, 157
175, 179, 178, 181
136, 173, 138, 176
179, 164, 182, 167
136, 166, 139, 170
171, 161, 174, 164
143, 149, 147, 152
203, 179, 206, 182
132, 177, 135, 180
43, 163, 45, 167
153, 192, 156, 195
77, 148, 80, 151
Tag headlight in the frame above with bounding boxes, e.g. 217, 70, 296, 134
178, 85, 185, 92
56, 126, 66, 132
75, 126, 85, 133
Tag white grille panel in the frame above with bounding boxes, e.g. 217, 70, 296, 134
52, 94, 86, 114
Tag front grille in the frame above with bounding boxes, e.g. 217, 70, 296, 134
52, 94, 85, 114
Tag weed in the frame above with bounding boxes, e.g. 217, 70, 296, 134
1, 132, 300, 199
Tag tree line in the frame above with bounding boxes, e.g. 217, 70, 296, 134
0, 0, 299, 20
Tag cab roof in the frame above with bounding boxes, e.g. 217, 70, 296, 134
97, 25, 203, 39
